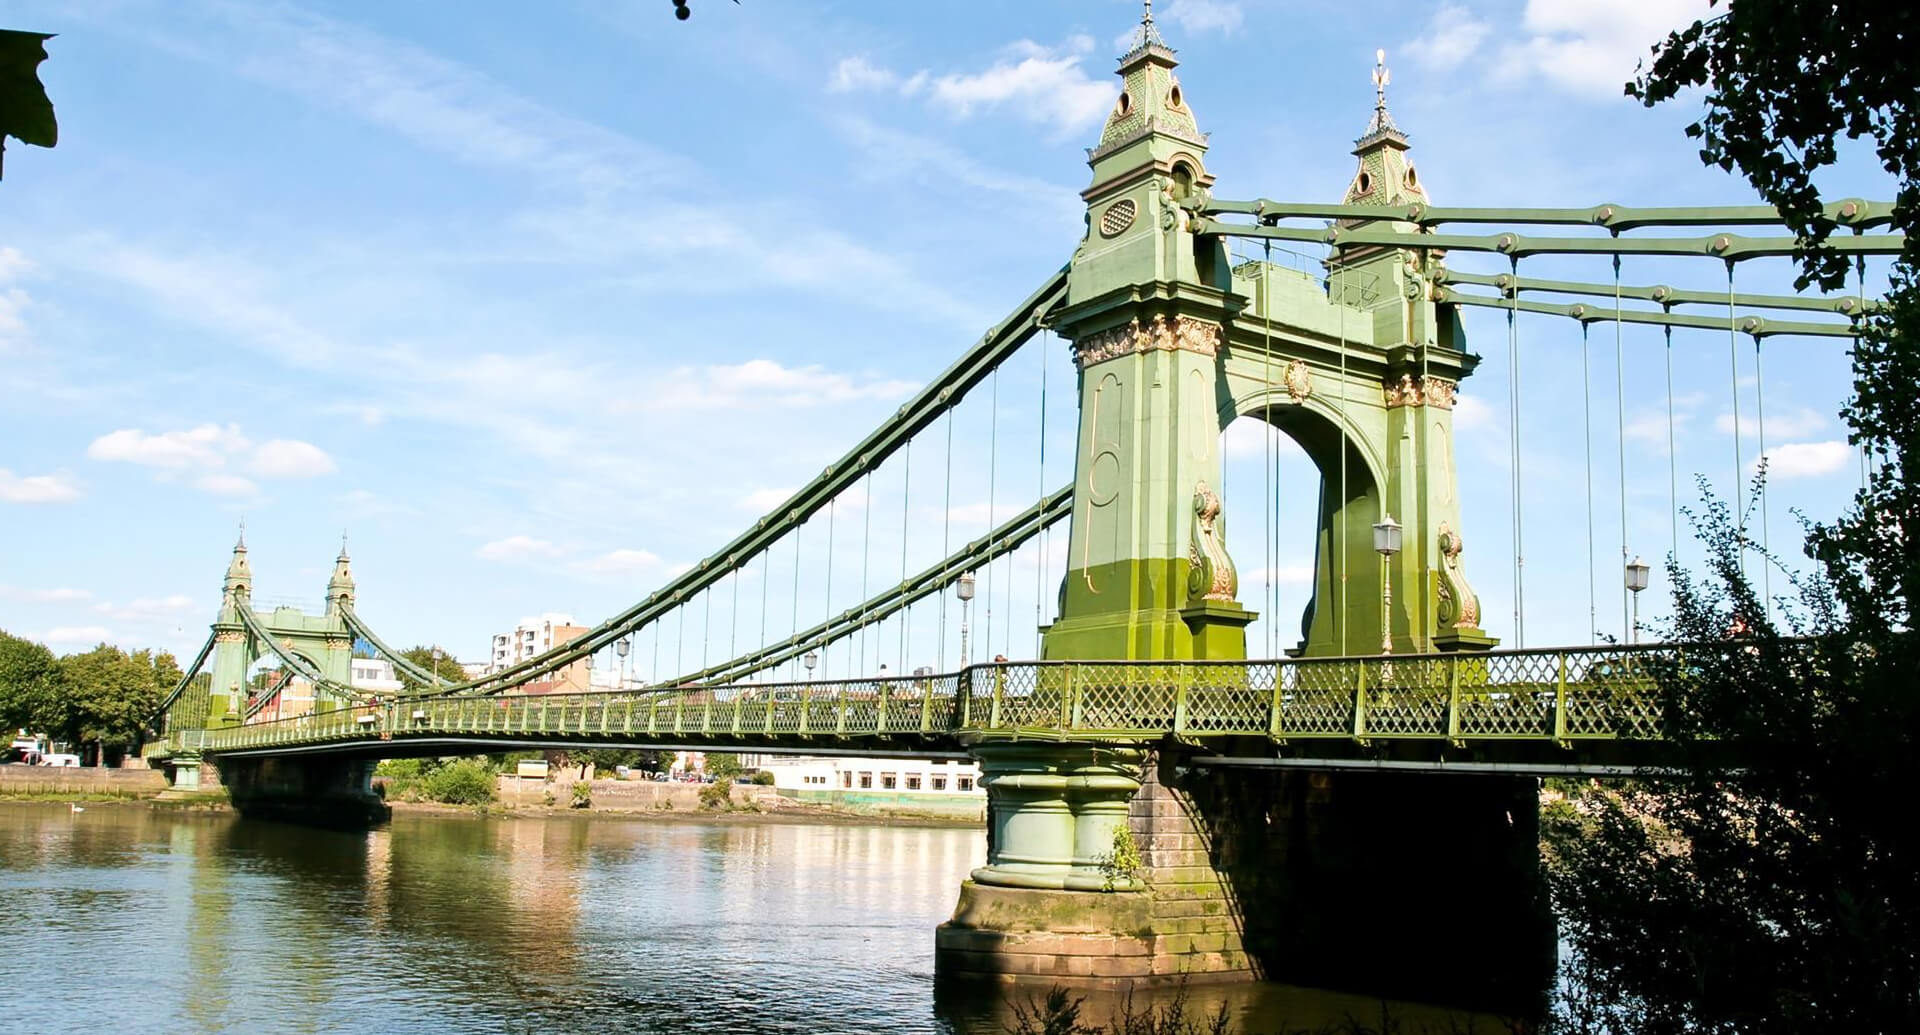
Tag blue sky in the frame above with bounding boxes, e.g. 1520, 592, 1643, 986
0, 0, 1894, 679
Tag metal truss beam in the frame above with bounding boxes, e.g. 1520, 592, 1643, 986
1436, 269, 1881, 317
339, 605, 441, 688
1190, 219, 1905, 263
1201, 197, 1897, 233
1439, 288, 1860, 339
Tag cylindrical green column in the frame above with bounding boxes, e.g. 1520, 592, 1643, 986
972, 743, 1144, 891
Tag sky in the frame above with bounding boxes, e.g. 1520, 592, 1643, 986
0, 0, 1897, 682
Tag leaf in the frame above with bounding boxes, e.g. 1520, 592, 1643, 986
0, 29, 58, 179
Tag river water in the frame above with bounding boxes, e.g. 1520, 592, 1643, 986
1, 803, 1496, 1033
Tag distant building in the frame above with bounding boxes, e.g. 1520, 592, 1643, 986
350, 658, 405, 695
485, 612, 591, 691
755, 754, 984, 816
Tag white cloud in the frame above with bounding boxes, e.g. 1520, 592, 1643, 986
477, 535, 562, 562
1716, 407, 1825, 440
86, 424, 334, 494
43, 626, 112, 645
1160, 0, 1244, 34
88, 424, 247, 469
0, 246, 31, 280
834, 39, 1115, 137
1760, 441, 1852, 480
194, 473, 260, 497
1495, 0, 1713, 100
0, 585, 92, 603
574, 548, 662, 574
644, 359, 918, 412
828, 56, 900, 93
0, 469, 82, 504
1403, 4, 1491, 71
249, 439, 338, 478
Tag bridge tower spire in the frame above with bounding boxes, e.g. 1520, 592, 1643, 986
208, 532, 255, 727
1041, 7, 1250, 665
326, 533, 355, 615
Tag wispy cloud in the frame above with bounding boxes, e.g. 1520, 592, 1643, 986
85, 423, 335, 496
1716, 407, 1826, 440
830, 37, 1114, 137
1402, 4, 1491, 72
1493, 0, 1713, 100
0, 469, 82, 504
1160, 1, 1245, 35
476, 535, 563, 562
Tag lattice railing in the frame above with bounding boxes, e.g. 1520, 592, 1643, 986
186, 643, 1687, 753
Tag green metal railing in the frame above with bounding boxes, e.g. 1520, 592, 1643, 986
160, 642, 1719, 756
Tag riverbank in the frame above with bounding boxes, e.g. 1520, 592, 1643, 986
388, 798, 980, 827
0, 765, 166, 801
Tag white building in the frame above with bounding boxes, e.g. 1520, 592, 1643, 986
349, 658, 405, 695
757, 754, 984, 811
485, 612, 588, 674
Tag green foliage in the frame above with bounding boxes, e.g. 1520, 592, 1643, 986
1552, 9, 1920, 1028
704, 752, 743, 779
419, 759, 495, 805
1097, 825, 1143, 893
0, 630, 59, 734
53, 643, 177, 759
698, 778, 733, 811
0, 30, 57, 180
749, 769, 776, 786
569, 781, 591, 808
396, 646, 466, 693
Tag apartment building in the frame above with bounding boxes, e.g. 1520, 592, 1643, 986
485, 612, 591, 691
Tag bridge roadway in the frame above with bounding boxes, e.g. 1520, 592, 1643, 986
157, 642, 1695, 774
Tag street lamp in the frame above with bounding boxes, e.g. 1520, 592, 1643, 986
1372, 514, 1402, 675
616, 636, 632, 689
1625, 556, 1650, 644
956, 571, 976, 668
803, 649, 818, 680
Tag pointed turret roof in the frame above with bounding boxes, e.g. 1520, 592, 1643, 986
1089, 0, 1207, 167
1341, 49, 1429, 211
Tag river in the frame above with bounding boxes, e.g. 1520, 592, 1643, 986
0, 802, 1500, 1033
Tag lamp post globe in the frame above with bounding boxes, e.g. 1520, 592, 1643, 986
1372, 514, 1402, 668
803, 650, 818, 680
1625, 556, 1651, 643
956, 572, 977, 668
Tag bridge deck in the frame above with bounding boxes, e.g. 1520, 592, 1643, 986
151, 644, 1707, 765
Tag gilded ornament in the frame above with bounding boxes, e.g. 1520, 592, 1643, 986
1434, 523, 1482, 630
1381, 374, 1456, 409
1283, 359, 1312, 401
1074, 315, 1221, 369
1186, 481, 1239, 603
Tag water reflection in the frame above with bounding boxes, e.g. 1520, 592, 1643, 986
0, 803, 1508, 1033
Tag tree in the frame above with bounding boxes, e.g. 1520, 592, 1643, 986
0, 30, 55, 179
1546, 3, 1920, 1029
0, 630, 59, 733
704, 752, 743, 779
396, 645, 466, 693
55, 643, 176, 764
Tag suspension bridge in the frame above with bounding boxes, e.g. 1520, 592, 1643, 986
139, 8, 1899, 1006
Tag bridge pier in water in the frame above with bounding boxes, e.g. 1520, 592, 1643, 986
217, 755, 390, 829
937, 748, 1555, 1011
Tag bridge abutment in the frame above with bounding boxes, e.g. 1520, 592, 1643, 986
938, 748, 1553, 1010
218, 755, 390, 829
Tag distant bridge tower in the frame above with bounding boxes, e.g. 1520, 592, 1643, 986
200, 537, 357, 727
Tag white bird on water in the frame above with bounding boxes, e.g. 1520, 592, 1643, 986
69, 804, 84, 813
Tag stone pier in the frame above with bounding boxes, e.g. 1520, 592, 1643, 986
217, 754, 390, 828
936, 747, 1555, 1011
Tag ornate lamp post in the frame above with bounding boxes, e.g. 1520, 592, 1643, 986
1625, 556, 1650, 644
803, 649, 818, 681
1372, 514, 1402, 678
616, 635, 632, 690
956, 571, 977, 668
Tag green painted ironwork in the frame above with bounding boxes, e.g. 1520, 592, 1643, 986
169, 642, 1710, 758
1435, 268, 1881, 316
1438, 289, 1862, 340
1189, 218, 1907, 263
1200, 197, 1898, 232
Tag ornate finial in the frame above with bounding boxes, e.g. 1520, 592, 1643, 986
236, 518, 246, 550
1356, 47, 1404, 146
339, 529, 349, 558
1373, 48, 1390, 114
1123, 0, 1168, 55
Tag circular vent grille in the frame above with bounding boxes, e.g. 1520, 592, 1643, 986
1099, 199, 1138, 237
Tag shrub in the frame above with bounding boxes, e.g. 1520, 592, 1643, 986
749, 770, 776, 786
570, 781, 591, 808
1097, 825, 1143, 892
698, 778, 734, 811
420, 759, 496, 805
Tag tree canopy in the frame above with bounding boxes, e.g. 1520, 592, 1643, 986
1547, 4, 1920, 1030
0, 631, 180, 761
